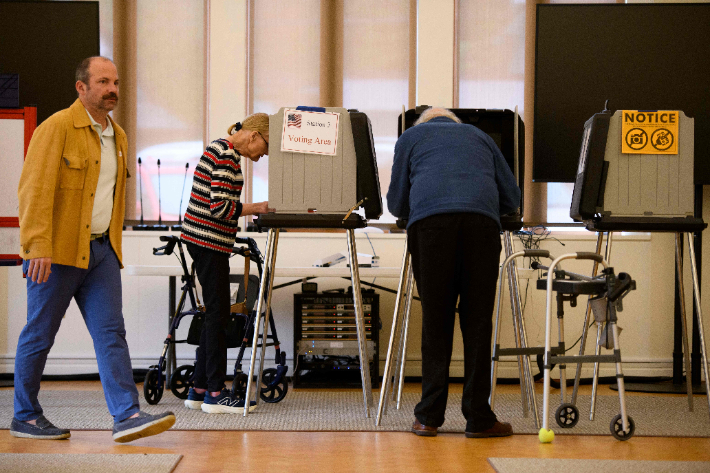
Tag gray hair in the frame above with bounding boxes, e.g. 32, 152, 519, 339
75, 56, 114, 84
414, 107, 462, 125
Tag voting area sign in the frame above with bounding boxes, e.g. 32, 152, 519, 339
281, 109, 340, 156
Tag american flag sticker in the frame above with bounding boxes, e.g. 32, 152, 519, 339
287, 113, 302, 128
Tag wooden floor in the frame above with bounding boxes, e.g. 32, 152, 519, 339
2, 381, 710, 472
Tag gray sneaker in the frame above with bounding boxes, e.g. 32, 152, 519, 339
10, 415, 70, 440
112, 411, 175, 443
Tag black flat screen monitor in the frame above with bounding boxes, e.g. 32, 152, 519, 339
534, 4, 710, 184
0, 1, 100, 125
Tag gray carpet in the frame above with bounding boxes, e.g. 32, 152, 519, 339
0, 389, 709, 436
488, 458, 710, 473
0, 453, 182, 473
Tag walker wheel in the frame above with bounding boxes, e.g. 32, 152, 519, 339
610, 414, 635, 440
169, 364, 194, 399
231, 373, 248, 399
555, 403, 580, 428
143, 367, 163, 405
260, 367, 288, 403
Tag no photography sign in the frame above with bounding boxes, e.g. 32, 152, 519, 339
621, 110, 679, 155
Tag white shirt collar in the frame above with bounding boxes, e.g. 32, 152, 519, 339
85, 108, 115, 138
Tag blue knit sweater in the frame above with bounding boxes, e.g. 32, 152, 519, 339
387, 116, 520, 230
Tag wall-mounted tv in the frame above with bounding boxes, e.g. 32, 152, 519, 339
533, 4, 710, 184
0, 1, 100, 125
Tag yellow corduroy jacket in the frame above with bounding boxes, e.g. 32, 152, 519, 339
18, 99, 128, 269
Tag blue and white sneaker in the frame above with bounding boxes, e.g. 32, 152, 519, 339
184, 388, 205, 410
200, 389, 257, 414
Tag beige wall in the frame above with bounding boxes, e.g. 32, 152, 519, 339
416, 0, 455, 107
208, 0, 249, 144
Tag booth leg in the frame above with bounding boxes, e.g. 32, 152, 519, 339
395, 263, 414, 410
572, 232, 604, 406
390, 267, 410, 404
347, 229, 373, 417
687, 232, 710, 419
503, 233, 529, 418
253, 230, 280, 410
675, 233, 695, 411
243, 229, 278, 416
509, 257, 539, 427
376, 242, 410, 425
489, 253, 510, 411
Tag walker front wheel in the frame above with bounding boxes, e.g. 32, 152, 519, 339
260, 368, 288, 403
170, 364, 194, 399
231, 373, 248, 399
610, 414, 635, 441
143, 367, 164, 405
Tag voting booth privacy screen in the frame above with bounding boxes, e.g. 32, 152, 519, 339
268, 107, 382, 221
0, 2, 100, 125
398, 108, 524, 219
534, 4, 710, 184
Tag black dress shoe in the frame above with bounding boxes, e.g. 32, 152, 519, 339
465, 421, 513, 438
411, 419, 438, 437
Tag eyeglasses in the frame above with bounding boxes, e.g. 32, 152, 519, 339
257, 131, 269, 154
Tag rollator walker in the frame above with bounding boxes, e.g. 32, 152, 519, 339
144, 235, 288, 405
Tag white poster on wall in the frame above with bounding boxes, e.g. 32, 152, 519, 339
280, 109, 339, 156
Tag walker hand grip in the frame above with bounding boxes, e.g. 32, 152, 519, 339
524, 250, 549, 258
154, 236, 178, 255
575, 252, 604, 263
609, 272, 634, 301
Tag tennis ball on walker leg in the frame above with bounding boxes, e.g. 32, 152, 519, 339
538, 428, 555, 443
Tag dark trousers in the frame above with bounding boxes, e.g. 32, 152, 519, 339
409, 212, 501, 432
186, 243, 229, 393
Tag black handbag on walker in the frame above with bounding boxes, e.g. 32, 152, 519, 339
186, 255, 254, 348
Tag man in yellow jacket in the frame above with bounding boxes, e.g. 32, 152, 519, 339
12, 56, 175, 443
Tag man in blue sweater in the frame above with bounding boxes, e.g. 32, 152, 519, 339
387, 107, 520, 438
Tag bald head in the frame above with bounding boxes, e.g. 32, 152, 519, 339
414, 107, 462, 126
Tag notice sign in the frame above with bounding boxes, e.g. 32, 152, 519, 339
281, 109, 339, 156
621, 110, 679, 155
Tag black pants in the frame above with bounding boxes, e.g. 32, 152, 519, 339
186, 243, 229, 393
409, 213, 501, 432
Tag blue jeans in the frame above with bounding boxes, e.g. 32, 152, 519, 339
14, 238, 140, 423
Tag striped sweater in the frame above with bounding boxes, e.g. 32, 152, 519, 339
181, 139, 244, 253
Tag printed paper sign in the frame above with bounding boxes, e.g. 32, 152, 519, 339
281, 109, 339, 156
621, 110, 679, 155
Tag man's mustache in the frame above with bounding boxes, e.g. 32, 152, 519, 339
103, 93, 118, 101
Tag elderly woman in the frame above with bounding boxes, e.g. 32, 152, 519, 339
387, 107, 520, 438
180, 113, 274, 413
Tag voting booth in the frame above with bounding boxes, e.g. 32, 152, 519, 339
246, 107, 382, 419
571, 109, 698, 227
569, 107, 710, 419
261, 106, 382, 226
